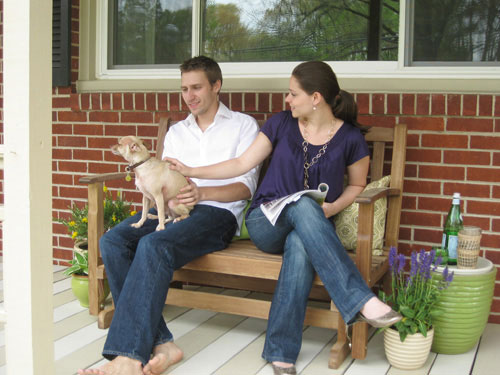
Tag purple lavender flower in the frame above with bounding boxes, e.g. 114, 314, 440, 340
442, 266, 449, 283
397, 254, 406, 274
446, 269, 454, 283
433, 255, 443, 271
410, 251, 418, 278
422, 250, 433, 280
418, 249, 426, 275
389, 246, 397, 273
429, 248, 436, 264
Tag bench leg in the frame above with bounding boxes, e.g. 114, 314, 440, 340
351, 321, 368, 359
98, 305, 115, 329
328, 313, 350, 369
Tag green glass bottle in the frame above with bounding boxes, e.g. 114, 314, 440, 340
442, 192, 463, 265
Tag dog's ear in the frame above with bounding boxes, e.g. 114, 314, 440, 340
143, 142, 151, 150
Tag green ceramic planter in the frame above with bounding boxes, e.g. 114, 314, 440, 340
71, 274, 110, 308
431, 258, 496, 354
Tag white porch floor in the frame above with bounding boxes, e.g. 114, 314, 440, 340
0, 265, 499, 375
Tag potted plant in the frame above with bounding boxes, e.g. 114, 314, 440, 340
57, 186, 135, 307
379, 247, 454, 370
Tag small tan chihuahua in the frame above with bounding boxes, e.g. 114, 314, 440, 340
111, 135, 192, 231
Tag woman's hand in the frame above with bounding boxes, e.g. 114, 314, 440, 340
177, 177, 200, 206
322, 201, 340, 218
163, 157, 193, 177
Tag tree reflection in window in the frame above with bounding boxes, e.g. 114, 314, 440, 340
201, 0, 399, 62
413, 0, 500, 63
112, 0, 192, 67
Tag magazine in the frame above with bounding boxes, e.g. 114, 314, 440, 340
260, 183, 329, 225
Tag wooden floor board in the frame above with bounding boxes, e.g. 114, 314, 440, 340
293, 326, 337, 374
387, 352, 437, 375
167, 313, 249, 374
214, 332, 268, 375
54, 321, 108, 361
53, 288, 79, 308
344, 331, 389, 375
169, 317, 268, 375
472, 324, 500, 375
0, 260, 497, 374
53, 299, 87, 323
429, 342, 478, 375
55, 336, 107, 375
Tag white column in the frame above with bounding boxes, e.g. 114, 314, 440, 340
3, 0, 54, 374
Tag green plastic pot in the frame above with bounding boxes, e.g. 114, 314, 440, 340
431, 259, 496, 354
71, 274, 110, 308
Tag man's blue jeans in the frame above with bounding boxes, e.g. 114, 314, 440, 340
245, 196, 374, 364
99, 204, 237, 365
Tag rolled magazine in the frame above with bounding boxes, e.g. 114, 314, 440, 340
260, 183, 329, 225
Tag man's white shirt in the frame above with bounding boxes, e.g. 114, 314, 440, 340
162, 102, 260, 234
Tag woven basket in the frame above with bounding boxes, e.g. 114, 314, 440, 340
457, 226, 482, 269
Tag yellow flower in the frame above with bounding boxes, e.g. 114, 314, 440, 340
82, 217, 88, 223
131, 210, 137, 216
103, 185, 108, 193
71, 231, 78, 239
69, 221, 76, 227
112, 214, 117, 222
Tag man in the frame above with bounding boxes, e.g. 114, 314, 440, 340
78, 56, 260, 375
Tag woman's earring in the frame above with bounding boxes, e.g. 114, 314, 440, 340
313, 106, 317, 111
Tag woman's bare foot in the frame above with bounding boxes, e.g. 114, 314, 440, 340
143, 341, 183, 375
77, 356, 143, 375
360, 296, 391, 319
272, 361, 294, 368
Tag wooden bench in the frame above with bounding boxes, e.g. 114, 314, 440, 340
79, 117, 407, 369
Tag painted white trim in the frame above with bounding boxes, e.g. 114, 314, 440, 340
3, 0, 54, 373
81, 0, 500, 93
192, 0, 201, 57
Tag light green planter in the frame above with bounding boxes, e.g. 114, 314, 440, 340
71, 274, 110, 308
431, 258, 496, 354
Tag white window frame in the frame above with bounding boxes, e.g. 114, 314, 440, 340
78, 0, 500, 93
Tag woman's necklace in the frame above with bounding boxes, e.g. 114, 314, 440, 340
302, 120, 336, 190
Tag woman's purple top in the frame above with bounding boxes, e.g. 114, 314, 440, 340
249, 111, 369, 212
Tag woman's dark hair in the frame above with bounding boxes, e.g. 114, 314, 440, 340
292, 61, 368, 133
180, 55, 223, 89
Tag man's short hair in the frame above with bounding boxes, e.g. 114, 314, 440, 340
180, 56, 223, 87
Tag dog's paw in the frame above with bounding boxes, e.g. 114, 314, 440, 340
173, 215, 189, 223
147, 213, 158, 220
155, 224, 165, 231
131, 222, 143, 229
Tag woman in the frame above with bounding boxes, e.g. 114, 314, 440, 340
167, 61, 401, 375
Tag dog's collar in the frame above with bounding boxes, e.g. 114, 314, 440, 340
126, 157, 151, 172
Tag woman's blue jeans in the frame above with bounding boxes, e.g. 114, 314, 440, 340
99, 205, 237, 365
245, 196, 374, 364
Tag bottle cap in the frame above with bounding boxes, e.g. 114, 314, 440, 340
453, 192, 461, 199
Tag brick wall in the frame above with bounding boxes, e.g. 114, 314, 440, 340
2, 0, 500, 323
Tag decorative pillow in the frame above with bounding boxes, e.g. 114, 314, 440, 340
232, 200, 251, 241
333, 175, 391, 255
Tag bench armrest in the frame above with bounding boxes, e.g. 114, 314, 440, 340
355, 187, 400, 204
79, 172, 130, 185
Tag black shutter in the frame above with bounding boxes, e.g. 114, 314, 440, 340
52, 0, 71, 87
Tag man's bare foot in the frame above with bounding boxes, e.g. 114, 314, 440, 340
77, 356, 143, 375
143, 342, 183, 375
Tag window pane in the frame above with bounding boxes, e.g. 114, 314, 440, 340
201, 0, 399, 62
413, 0, 500, 63
111, 0, 192, 67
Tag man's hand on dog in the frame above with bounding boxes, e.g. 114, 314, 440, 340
176, 177, 200, 206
